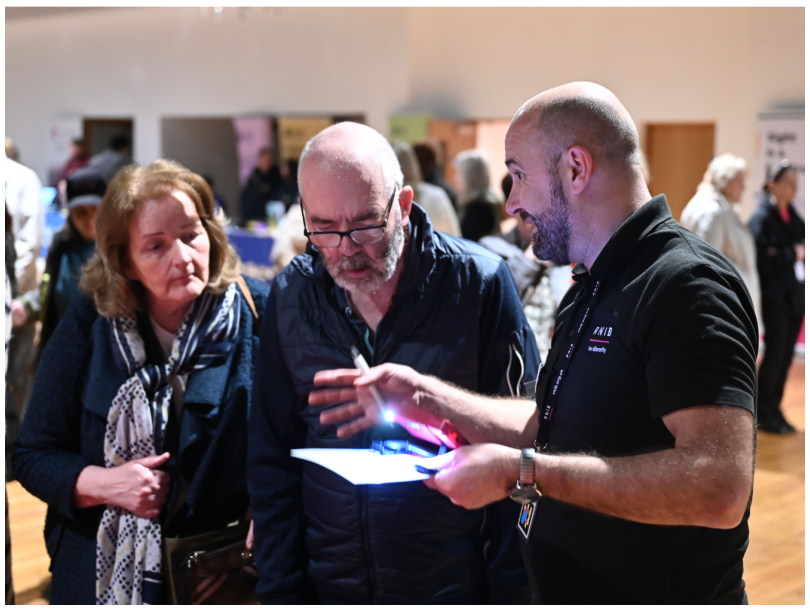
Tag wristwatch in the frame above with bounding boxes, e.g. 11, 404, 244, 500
508, 448, 542, 503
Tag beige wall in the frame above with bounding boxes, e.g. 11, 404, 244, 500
6, 7, 804, 216
405, 7, 804, 216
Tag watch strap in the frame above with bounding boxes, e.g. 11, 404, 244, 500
519, 447, 535, 485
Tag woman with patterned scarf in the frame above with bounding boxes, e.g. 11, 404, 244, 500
14, 160, 269, 604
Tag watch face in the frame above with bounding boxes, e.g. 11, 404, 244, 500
509, 483, 541, 503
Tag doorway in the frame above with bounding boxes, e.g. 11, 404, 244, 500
161, 118, 241, 220
83, 118, 134, 157
645, 123, 715, 223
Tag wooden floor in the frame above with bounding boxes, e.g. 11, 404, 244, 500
5, 361, 805, 604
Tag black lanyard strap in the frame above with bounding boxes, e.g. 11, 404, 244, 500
536, 277, 602, 449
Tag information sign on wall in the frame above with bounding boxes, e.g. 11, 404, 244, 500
755, 116, 805, 219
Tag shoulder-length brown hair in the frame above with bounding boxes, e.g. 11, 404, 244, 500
81, 159, 240, 318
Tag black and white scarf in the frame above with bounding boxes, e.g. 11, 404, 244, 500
95, 283, 241, 604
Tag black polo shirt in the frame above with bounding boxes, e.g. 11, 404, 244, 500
522, 195, 758, 604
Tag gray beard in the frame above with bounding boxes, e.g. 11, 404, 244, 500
327, 220, 405, 294
523, 170, 572, 265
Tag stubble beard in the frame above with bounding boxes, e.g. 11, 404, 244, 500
522, 170, 572, 265
327, 219, 405, 294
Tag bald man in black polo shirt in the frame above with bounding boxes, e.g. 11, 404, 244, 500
311, 82, 758, 604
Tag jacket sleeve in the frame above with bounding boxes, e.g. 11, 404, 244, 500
11, 167, 43, 293
12, 298, 96, 521
247, 283, 312, 604
749, 211, 797, 278
478, 259, 542, 398
476, 259, 541, 603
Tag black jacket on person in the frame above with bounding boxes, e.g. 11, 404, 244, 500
748, 193, 805, 315
241, 166, 282, 223
13, 278, 268, 604
247, 204, 540, 604
38, 221, 95, 356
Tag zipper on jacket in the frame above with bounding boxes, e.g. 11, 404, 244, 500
360, 428, 378, 603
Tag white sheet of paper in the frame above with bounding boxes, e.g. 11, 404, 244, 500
291, 448, 430, 485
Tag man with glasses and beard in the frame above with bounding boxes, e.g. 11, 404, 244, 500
311, 83, 758, 604
247, 122, 539, 604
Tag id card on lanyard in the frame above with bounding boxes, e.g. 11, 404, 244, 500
516, 272, 603, 540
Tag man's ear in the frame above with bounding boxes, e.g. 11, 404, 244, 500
399, 185, 414, 223
564, 146, 593, 195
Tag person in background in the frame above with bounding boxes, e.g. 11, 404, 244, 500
272, 159, 300, 211
248, 122, 538, 604
57, 137, 90, 185
269, 200, 311, 276
5, 206, 17, 603
748, 160, 804, 434
680, 154, 761, 327
5, 150, 43, 474
201, 174, 229, 217
391, 139, 460, 236
88, 134, 133, 184
413, 139, 459, 209
13, 160, 268, 603
13, 168, 107, 357
453, 149, 504, 242
241, 147, 282, 224
4, 137, 20, 162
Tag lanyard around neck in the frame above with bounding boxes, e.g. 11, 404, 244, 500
536, 277, 602, 449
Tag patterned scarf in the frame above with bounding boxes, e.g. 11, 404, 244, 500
95, 283, 241, 604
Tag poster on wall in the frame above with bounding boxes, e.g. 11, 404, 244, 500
276, 117, 333, 164
755, 115, 805, 219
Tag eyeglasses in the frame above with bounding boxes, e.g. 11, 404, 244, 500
300, 188, 397, 248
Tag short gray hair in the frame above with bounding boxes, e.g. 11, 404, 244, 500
453, 149, 492, 204
390, 140, 423, 187
699, 153, 747, 193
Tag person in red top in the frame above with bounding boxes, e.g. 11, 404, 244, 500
748, 160, 805, 434
58, 138, 90, 183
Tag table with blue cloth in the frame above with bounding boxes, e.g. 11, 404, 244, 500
226, 227, 275, 284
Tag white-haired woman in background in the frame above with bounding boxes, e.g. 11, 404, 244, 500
452, 149, 503, 242
680, 153, 761, 326
390, 140, 460, 237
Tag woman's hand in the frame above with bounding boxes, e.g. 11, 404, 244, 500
74, 453, 172, 518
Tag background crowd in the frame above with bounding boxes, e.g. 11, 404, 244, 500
3, 123, 805, 603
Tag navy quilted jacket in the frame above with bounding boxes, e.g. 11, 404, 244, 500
247, 205, 540, 604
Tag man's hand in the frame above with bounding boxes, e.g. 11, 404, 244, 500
795, 244, 804, 262
422, 444, 520, 510
312, 363, 428, 439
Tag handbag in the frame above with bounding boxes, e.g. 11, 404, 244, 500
161, 278, 262, 604
163, 520, 260, 605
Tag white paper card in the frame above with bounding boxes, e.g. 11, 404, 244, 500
291, 448, 430, 485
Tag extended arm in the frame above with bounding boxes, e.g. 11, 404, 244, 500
425, 405, 754, 529
313, 363, 538, 448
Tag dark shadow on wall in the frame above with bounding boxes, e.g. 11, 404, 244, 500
161, 117, 241, 221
